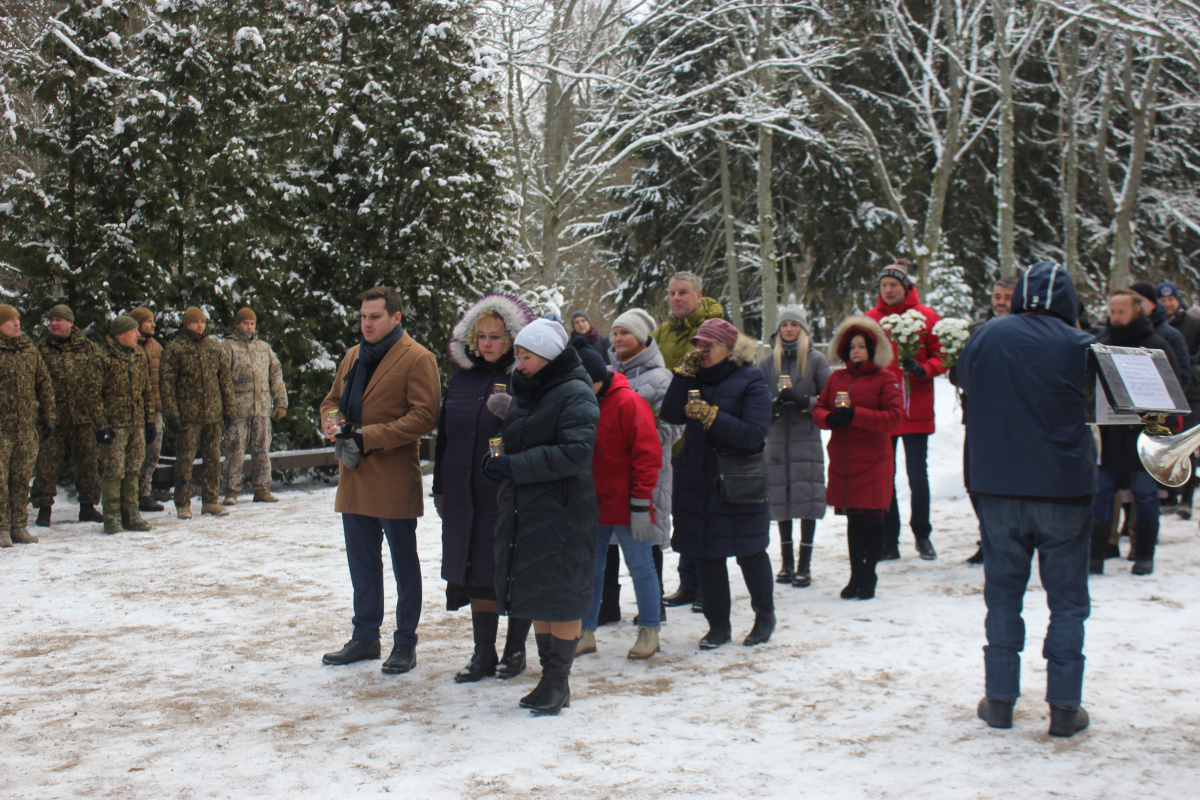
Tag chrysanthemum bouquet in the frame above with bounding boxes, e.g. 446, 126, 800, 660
932, 318, 971, 368
879, 309, 927, 396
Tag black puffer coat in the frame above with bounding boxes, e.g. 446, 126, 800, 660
495, 347, 600, 621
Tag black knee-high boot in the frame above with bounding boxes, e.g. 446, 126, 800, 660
496, 616, 532, 679
598, 544, 622, 624
858, 518, 883, 600
520, 633, 554, 708
776, 520, 795, 583
842, 517, 864, 599
529, 635, 576, 716
794, 519, 816, 588
455, 611, 499, 683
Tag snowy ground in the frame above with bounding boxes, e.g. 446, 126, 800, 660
3, 377, 1199, 798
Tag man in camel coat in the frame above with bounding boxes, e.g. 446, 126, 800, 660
319, 286, 440, 675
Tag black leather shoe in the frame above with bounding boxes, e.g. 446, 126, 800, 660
965, 548, 984, 565
691, 596, 705, 614
382, 644, 417, 674
139, 496, 164, 512
663, 587, 700, 607
454, 650, 497, 683
915, 537, 938, 560
1048, 705, 1089, 737
699, 629, 731, 650
1131, 558, 1154, 576
743, 609, 776, 646
879, 546, 901, 561
322, 638, 380, 665
977, 697, 1014, 729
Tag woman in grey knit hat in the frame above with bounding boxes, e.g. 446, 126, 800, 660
757, 306, 831, 587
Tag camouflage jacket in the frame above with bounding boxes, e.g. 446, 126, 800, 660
0, 334, 57, 432
160, 329, 235, 423
222, 330, 287, 418
98, 336, 155, 429
138, 335, 163, 412
37, 328, 102, 427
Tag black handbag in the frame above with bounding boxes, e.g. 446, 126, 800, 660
712, 444, 769, 505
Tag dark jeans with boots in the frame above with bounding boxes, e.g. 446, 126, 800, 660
886, 434, 932, 549
1092, 469, 1158, 571
843, 514, 884, 599
696, 550, 774, 633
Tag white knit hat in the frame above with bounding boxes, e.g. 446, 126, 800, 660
611, 308, 657, 345
513, 318, 569, 361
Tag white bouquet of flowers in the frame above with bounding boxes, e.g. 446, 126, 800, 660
879, 309, 927, 397
932, 318, 971, 368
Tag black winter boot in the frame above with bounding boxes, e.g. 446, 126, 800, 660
454, 612, 499, 683
776, 523, 794, 584
977, 697, 1015, 729
529, 635, 577, 716
1089, 519, 1112, 575
1048, 705, 1089, 737
1131, 521, 1158, 575
743, 606, 776, 646
841, 522, 863, 599
35, 507, 51, 528
597, 585, 622, 625
496, 617, 532, 679
519, 633, 554, 709
858, 521, 883, 600
78, 503, 104, 523
793, 521, 815, 588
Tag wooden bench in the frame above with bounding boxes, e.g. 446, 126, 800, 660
151, 437, 435, 488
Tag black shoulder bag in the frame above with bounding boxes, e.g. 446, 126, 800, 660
710, 436, 769, 505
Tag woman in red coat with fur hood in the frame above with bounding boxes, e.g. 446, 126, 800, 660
813, 316, 904, 600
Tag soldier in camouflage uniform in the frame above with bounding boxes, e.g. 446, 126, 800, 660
221, 308, 288, 504
0, 305, 57, 547
131, 306, 166, 512
160, 307, 235, 519
31, 304, 104, 525
96, 316, 157, 534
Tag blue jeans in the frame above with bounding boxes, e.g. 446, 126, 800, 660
1093, 468, 1159, 523
584, 526, 662, 629
887, 433, 932, 546
976, 495, 1091, 706
342, 514, 422, 646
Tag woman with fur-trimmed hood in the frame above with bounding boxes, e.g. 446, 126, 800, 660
812, 316, 904, 601
661, 319, 775, 650
433, 294, 536, 684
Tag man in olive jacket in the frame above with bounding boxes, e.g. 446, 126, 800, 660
650, 271, 724, 609
131, 306, 166, 512
160, 307, 235, 519
0, 305, 56, 547
96, 316, 156, 534
319, 287, 440, 676
32, 304, 104, 526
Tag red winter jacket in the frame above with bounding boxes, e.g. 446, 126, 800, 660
865, 285, 946, 435
813, 317, 905, 512
593, 371, 663, 525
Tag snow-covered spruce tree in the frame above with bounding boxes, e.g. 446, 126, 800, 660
282, 0, 515, 394
0, 0, 141, 330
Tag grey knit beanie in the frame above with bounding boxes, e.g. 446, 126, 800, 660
777, 305, 810, 335
611, 308, 657, 345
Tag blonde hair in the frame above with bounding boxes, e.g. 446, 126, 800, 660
774, 324, 809, 381
468, 309, 513, 357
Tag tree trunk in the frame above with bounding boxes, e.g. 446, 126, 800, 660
1059, 19, 1081, 280
756, 0, 777, 344
993, 0, 1016, 277
718, 137, 743, 329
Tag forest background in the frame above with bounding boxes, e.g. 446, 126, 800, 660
2, 0, 1198, 453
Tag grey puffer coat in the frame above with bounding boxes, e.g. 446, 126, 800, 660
758, 337, 832, 521
607, 337, 682, 548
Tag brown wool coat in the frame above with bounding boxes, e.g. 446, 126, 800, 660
138, 336, 163, 412
320, 332, 440, 519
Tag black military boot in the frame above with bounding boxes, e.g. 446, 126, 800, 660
35, 507, 51, 528
139, 496, 164, 512
793, 522, 815, 588
78, 503, 104, 523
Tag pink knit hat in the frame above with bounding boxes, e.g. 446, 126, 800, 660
690, 318, 739, 350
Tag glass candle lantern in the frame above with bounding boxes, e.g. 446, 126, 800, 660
777, 375, 792, 392
688, 389, 701, 401
493, 383, 507, 394
489, 437, 504, 457
835, 391, 851, 408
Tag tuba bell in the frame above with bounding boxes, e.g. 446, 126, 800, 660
1136, 414, 1200, 487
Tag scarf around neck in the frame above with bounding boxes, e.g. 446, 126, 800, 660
339, 323, 404, 423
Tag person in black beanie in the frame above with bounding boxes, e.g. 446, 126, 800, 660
571, 311, 612, 362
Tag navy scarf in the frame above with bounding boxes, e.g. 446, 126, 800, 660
339, 323, 404, 423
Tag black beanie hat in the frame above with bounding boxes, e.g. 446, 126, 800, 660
1130, 281, 1158, 305
570, 335, 609, 383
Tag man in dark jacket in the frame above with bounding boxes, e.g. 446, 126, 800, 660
958, 260, 1095, 739
1157, 281, 1200, 517
1131, 282, 1189, 391
1092, 289, 1178, 577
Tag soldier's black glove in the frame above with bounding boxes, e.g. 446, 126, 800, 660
96, 427, 115, 445
167, 417, 183, 434
223, 415, 235, 429
41, 420, 56, 440
145, 423, 157, 443
900, 357, 927, 379
825, 407, 855, 430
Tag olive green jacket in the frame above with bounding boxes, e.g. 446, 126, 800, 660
37, 328, 102, 427
160, 329, 235, 424
98, 336, 155, 429
0, 334, 56, 432
650, 296, 726, 371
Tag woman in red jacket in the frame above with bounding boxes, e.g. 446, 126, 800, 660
813, 317, 904, 600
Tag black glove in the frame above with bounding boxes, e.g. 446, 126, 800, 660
826, 407, 855, 430
482, 453, 513, 480
900, 357, 927, 379
41, 420, 56, 440
336, 423, 364, 453
166, 417, 183, 434
95, 427, 115, 445
145, 423, 157, 443
223, 414, 236, 429
777, 387, 810, 411
947, 365, 958, 386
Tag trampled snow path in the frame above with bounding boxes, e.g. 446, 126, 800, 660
3, 378, 1199, 798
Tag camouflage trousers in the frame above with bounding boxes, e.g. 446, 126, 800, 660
99, 426, 146, 481
138, 413, 163, 497
1, 426, 39, 529
174, 422, 223, 505
222, 416, 272, 493
31, 423, 101, 507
